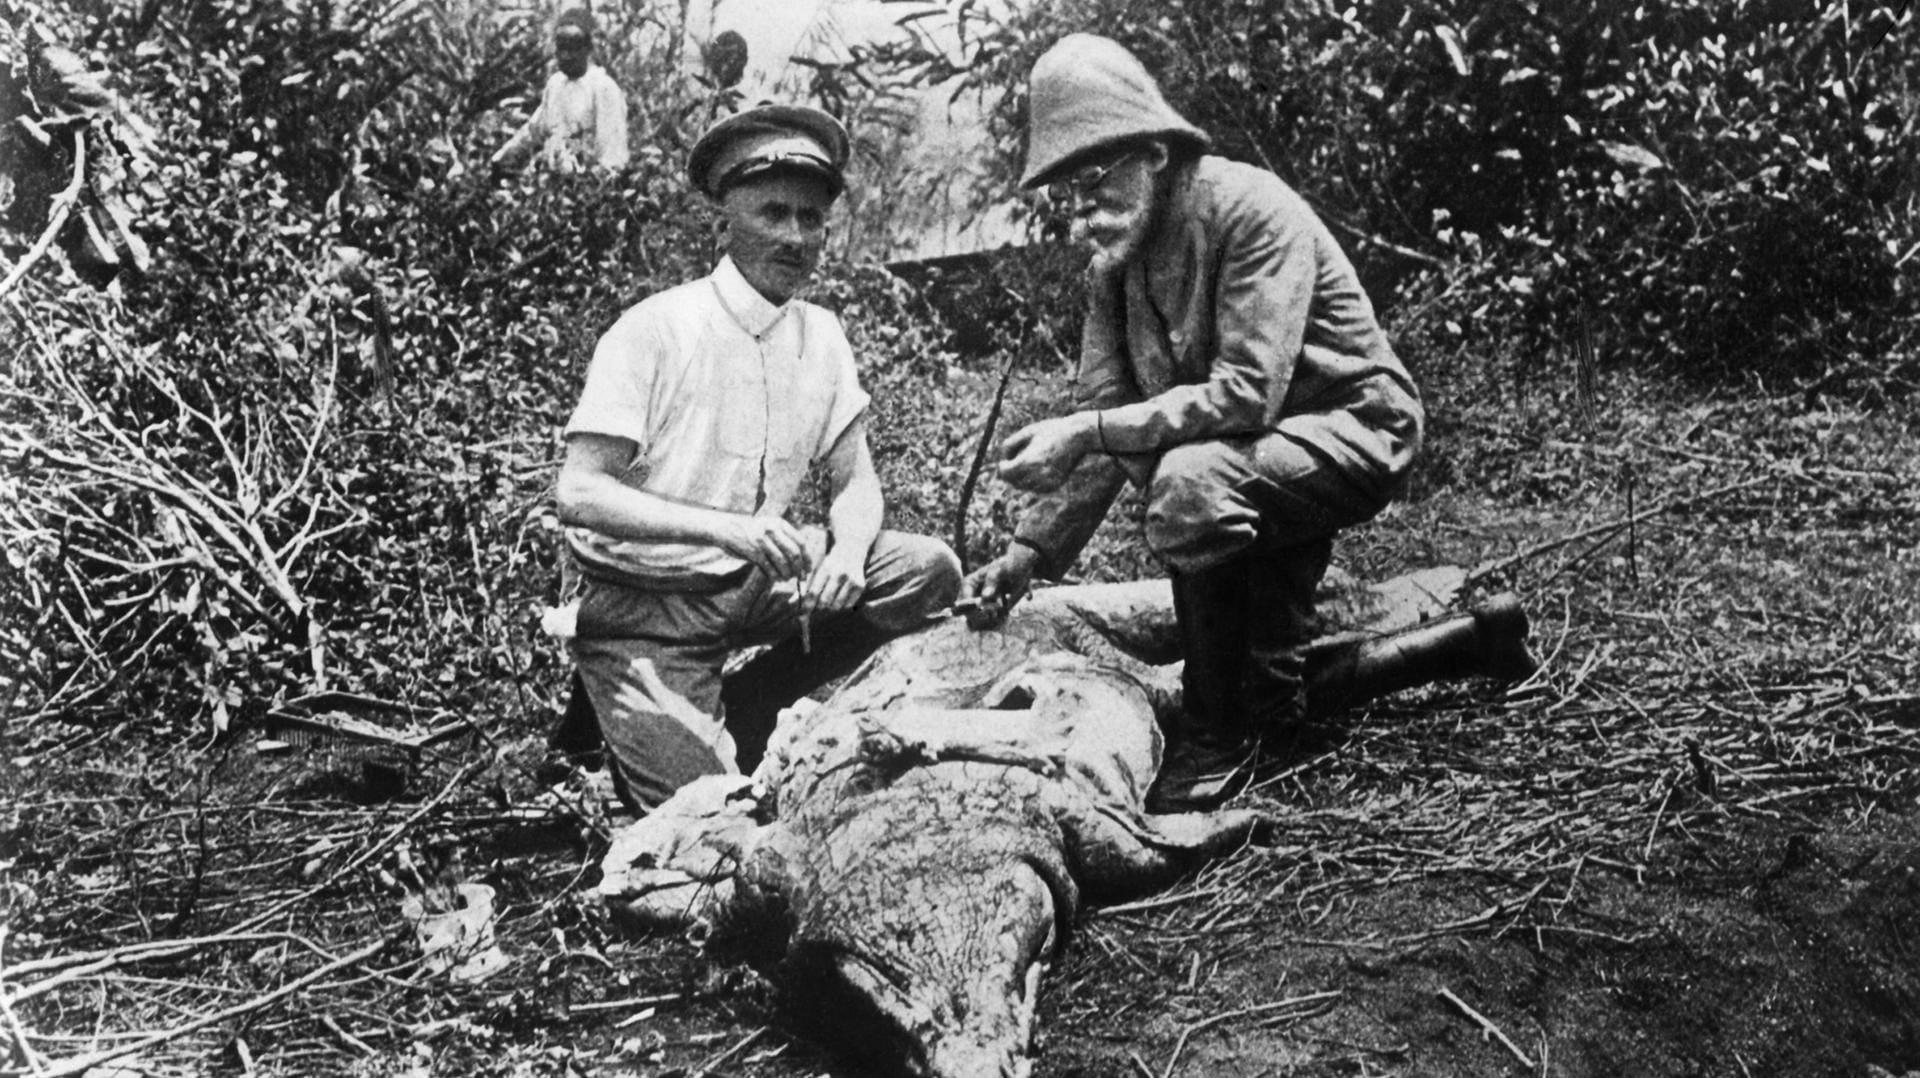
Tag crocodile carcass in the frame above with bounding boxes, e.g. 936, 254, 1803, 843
598, 567, 1530, 1077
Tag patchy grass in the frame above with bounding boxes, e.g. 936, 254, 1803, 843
4, 334, 1918, 1077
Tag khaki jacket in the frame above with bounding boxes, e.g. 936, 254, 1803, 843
1014, 155, 1424, 573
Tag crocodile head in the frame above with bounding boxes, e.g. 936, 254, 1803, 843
742, 776, 1078, 1078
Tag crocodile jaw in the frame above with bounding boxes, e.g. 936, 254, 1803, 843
775, 843, 1062, 1078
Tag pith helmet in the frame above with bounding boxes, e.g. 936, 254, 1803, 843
1020, 33, 1210, 189
688, 103, 851, 199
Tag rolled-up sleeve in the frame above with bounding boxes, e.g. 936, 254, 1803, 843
1094, 181, 1313, 452
566, 310, 660, 448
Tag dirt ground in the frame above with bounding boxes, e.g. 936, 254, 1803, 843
459, 368, 1920, 1078
8, 367, 1919, 1078
404, 733, 1920, 1078
1042, 797, 1920, 1078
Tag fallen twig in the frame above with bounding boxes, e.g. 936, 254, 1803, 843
567, 991, 687, 1016
236, 758, 484, 933
1436, 986, 1535, 1070
1100, 887, 1225, 917
0, 130, 85, 301
1467, 473, 1773, 585
319, 1015, 377, 1057
1391, 880, 1550, 944
1641, 775, 1678, 884
1159, 991, 1342, 1078
688, 1026, 766, 1078
0, 928, 52, 1076
3, 930, 334, 983
31, 935, 391, 1078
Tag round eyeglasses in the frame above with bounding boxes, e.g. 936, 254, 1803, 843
1046, 150, 1138, 205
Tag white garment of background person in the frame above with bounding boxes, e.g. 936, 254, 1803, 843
495, 64, 630, 173
492, 6, 631, 174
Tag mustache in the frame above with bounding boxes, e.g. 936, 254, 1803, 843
1070, 213, 1140, 247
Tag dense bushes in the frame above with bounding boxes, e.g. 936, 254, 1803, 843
928, 0, 1917, 389
0, 0, 998, 740
5, 0, 1916, 743
3, 0, 797, 737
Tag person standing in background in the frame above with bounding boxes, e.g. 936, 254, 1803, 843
492, 4, 630, 173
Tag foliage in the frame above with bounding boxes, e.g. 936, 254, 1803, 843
0, 10, 162, 285
1, 0, 828, 741
8, 0, 1916, 741
891, 0, 1919, 390
3, 1, 1920, 1075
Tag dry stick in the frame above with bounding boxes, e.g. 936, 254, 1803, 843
0, 929, 52, 1076
1436, 986, 1535, 1070
0, 130, 85, 301
235, 758, 484, 934
31, 446, 302, 656
4, 931, 346, 1002
1101, 887, 1225, 917
567, 992, 687, 1016
318, 1014, 376, 1057
1465, 473, 1775, 587
1392, 880, 1551, 945
688, 1026, 767, 1078
0, 995, 50, 1076
1535, 521, 1641, 593
19, 760, 482, 1012
134, 355, 333, 688
1158, 992, 1342, 1078
29, 935, 391, 1078
33, 343, 330, 686
1622, 456, 1640, 583
1640, 775, 1678, 884
264, 338, 341, 539
952, 291, 1031, 571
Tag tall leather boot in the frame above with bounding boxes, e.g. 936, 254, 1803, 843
1241, 538, 1333, 757
1304, 593, 1539, 719
1147, 557, 1262, 814
720, 613, 895, 773
548, 668, 605, 761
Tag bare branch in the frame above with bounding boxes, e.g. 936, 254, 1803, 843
0, 130, 86, 301
28, 935, 391, 1078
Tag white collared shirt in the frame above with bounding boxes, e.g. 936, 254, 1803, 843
564, 257, 870, 585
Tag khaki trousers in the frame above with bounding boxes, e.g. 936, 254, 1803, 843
569, 531, 960, 810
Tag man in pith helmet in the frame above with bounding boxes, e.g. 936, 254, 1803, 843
556, 103, 961, 812
962, 34, 1428, 812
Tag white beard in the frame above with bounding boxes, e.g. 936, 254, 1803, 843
1075, 200, 1155, 276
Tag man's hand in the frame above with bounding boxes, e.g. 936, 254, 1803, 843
997, 413, 1097, 493
716, 516, 816, 580
801, 542, 866, 617
961, 543, 1042, 627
